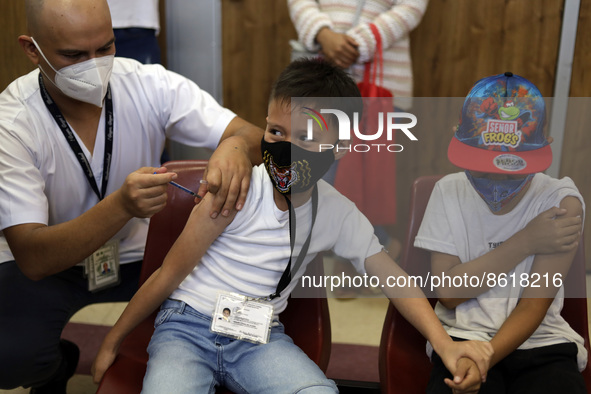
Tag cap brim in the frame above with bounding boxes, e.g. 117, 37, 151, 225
448, 136, 552, 174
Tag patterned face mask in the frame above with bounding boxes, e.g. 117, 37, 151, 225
465, 170, 534, 212
261, 137, 334, 195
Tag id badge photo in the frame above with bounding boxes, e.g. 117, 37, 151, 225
210, 292, 274, 345
84, 240, 120, 292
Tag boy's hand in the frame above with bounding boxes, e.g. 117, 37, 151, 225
91, 344, 118, 384
445, 357, 482, 393
439, 340, 493, 383
521, 207, 581, 255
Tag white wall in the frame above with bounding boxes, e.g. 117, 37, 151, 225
165, 0, 222, 160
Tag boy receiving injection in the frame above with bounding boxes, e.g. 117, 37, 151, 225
92, 59, 492, 393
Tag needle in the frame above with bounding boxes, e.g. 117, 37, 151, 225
154, 172, 202, 198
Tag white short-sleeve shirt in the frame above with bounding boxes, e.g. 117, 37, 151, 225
415, 172, 587, 370
107, 0, 160, 33
0, 58, 235, 264
170, 164, 383, 318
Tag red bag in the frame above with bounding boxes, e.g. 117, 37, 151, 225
333, 24, 397, 226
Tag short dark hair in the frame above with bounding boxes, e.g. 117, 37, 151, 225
270, 58, 363, 119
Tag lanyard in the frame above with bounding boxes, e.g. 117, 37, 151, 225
269, 185, 318, 300
38, 73, 113, 201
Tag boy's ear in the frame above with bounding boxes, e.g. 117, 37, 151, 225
333, 140, 350, 160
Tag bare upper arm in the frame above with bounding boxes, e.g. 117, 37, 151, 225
521, 196, 582, 299
559, 195, 583, 219
431, 251, 466, 308
158, 192, 236, 279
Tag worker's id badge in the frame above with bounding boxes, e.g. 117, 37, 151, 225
210, 292, 274, 344
84, 240, 120, 292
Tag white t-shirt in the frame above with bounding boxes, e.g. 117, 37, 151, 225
415, 172, 587, 371
170, 164, 383, 318
0, 58, 235, 265
107, 0, 160, 33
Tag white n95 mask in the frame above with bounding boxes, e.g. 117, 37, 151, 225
30, 37, 114, 107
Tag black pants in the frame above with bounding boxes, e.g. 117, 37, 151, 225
428, 340, 586, 394
0, 260, 141, 389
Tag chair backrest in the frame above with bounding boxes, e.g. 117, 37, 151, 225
378, 175, 591, 393
378, 175, 441, 394
562, 232, 591, 389
140, 160, 208, 285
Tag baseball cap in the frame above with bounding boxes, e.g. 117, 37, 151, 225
448, 72, 552, 174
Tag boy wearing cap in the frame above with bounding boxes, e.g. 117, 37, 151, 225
416, 72, 587, 393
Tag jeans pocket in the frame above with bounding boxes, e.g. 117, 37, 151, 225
154, 307, 175, 328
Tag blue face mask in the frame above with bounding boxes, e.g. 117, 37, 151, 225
465, 170, 534, 212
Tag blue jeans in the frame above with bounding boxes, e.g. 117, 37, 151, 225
143, 299, 337, 394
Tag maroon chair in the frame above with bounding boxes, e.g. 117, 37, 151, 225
378, 175, 591, 393
97, 160, 331, 393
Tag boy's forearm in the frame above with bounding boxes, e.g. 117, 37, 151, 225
364, 252, 452, 350
395, 297, 452, 353
365, 251, 493, 380
489, 297, 552, 367
103, 267, 176, 351
437, 200, 583, 309
434, 233, 532, 301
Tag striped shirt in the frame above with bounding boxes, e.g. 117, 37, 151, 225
288, 0, 428, 105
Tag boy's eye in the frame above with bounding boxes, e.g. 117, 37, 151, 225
269, 128, 282, 137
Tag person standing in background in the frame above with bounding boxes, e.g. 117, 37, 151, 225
288, 0, 428, 105
107, 0, 161, 64
108, 0, 167, 160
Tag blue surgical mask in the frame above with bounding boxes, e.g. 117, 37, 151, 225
465, 170, 534, 212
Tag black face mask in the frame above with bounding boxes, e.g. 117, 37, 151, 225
261, 137, 335, 195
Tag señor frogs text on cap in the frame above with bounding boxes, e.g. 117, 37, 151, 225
447, 72, 552, 174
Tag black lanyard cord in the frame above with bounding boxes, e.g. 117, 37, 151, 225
38, 73, 113, 201
269, 185, 318, 300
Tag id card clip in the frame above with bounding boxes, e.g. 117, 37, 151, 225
83, 240, 120, 292
210, 292, 274, 344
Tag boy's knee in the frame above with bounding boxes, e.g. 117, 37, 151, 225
294, 380, 339, 393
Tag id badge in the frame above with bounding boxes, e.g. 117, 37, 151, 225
84, 240, 120, 292
210, 292, 274, 344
